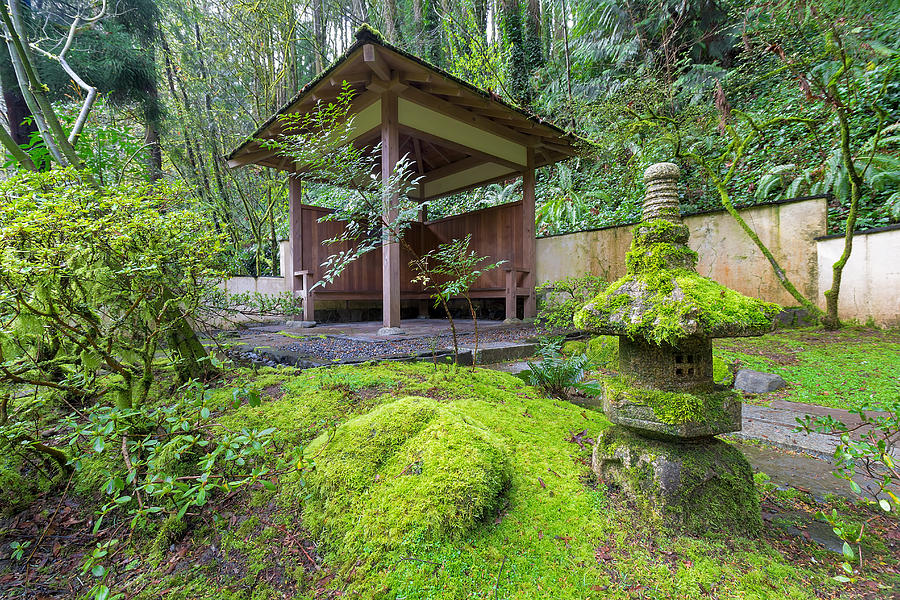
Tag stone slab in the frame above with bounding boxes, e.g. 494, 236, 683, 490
603, 381, 743, 439
450, 341, 538, 365
733, 401, 900, 461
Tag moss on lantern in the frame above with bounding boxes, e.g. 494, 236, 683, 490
574, 220, 781, 346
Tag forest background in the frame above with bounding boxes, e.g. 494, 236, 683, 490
1, 0, 898, 278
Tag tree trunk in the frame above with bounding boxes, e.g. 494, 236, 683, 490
412, 0, 424, 55
312, 0, 326, 73
382, 0, 397, 43
0, 43, 38, 149
167, 311, 217, 383
715, 181, 821, 317
823, 110, 863, 330
500, 0, 529, 105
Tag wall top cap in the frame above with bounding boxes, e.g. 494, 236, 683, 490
643, 162, 680, 183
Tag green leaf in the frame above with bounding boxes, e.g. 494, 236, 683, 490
879, 498, 891, 512
200, 407, 210, 419
849, 480, 861, 494
91, 564, 106, 577
93, 437, 105, 453
832, 575, 852, 583
842, 542, 855, 560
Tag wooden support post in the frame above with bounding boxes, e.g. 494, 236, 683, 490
301, 272, 314, 322
504, 268, 517, 321
288, 176, 313, 322
380, 91, 403, 333
522, 151, 537, 318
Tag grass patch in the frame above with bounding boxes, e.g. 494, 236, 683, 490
714, 327, 900, 409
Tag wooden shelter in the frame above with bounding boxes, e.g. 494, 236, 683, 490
226, 26, 579, 333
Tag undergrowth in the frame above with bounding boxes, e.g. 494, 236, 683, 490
132, 362, 884, 599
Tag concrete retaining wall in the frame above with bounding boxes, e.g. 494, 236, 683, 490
536, 197, 827, 309
816, 226, 900, 327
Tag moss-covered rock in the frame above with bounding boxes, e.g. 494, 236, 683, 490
713, 355, 735, 385
592, 427, 761, 536
560, 340, 587, 357
575, 268, 781, 345
301, 396, 510, 556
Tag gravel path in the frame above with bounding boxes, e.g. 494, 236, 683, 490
286, 327, 537, 361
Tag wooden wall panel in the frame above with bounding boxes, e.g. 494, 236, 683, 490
298, 201, 524, 298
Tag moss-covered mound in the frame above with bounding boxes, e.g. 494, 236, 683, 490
126, 362, 867, 600
574, 220, 780, 345
300, 396, 510, 555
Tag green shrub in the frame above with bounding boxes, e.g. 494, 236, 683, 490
537, 275, 608, 331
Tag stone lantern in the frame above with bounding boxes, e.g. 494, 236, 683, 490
575, 162, 780, 535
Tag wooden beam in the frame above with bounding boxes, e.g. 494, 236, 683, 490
423, 138, 452, 166
363, 44, 391, 81
400, 85, 534, 147
401, 70, 433, 83
399, 124, 523, 171
505, 269, 517, 321
412, 138, 425, 175
381, 92, 401, 330
421, 83, 462, 97
420, 155, 482, 183
541, 140, 577, 155
227, 148, 276, 168
422, 170, 519, 201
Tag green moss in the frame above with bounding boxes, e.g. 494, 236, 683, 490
560, 340, 586, 356
574, 219, 780, 345
715, 327, 900, 409
299, 397, 510, 556
586, 335, 618, 368
631, 219, 690, 245
625, 241, 698, 273
576, 268, 781, 345
595, 427, 761, 535
149, 515, 186, 561
604, 377, 736, 425
560, 337, 618, 370
713, 355, 735, 385
128, 361, 857, 598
